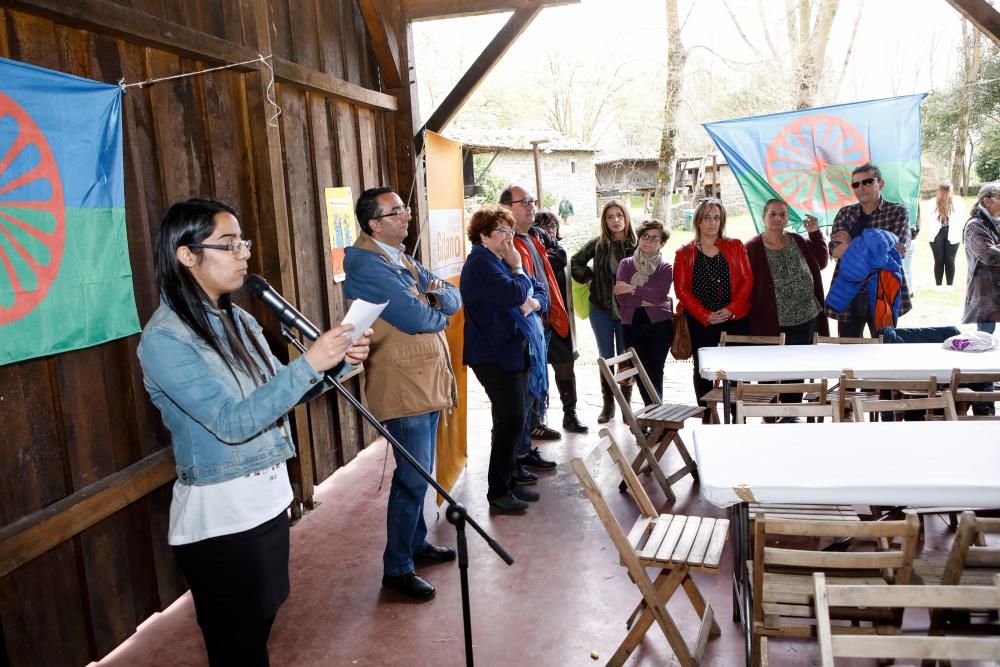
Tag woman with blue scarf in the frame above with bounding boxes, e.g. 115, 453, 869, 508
461, 205, 549, 514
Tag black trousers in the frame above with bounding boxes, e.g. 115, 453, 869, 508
929, 227, 959, 286
173, 511, 290, 667
623, 315, 674, 405
471, 362, 528, 500
777, 316, 820, 403
689, 316, 749, 420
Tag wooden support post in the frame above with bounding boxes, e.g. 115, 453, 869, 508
946, 0, 1000, 47
531, 138, 548, 205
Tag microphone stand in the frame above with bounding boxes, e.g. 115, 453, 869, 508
280, 325, 512, 667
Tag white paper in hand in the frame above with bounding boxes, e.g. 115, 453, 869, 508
341, 299, 387, 342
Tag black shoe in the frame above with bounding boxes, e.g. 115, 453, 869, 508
512, 464, 538, 485
562, 413, 589, 433
511, 485, 540, 502
382, 572, 435, 601
489, 494, 529, 514
519, 447, 556, 471
414, 544, 456, 564
530, 424, 562, 440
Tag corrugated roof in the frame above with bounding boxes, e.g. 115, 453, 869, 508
443, 126, 596, 152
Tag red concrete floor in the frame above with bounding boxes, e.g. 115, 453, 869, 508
89, 360, 963, 667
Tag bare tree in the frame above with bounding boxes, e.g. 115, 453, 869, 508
952, 19, 983, 195
653, 0, 688, 223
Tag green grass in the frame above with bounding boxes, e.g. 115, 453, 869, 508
564, 197, 977, 364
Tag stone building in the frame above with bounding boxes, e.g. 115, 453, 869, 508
444, 127, 599, 233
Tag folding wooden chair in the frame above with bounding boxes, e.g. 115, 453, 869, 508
950, 369, 1000, 420
812, 333, 884, 344
750, 514, 921, 667
813, 572, 1000, 666
598, 349, 703, 502
700, 333, 785, 424
836, 372, 940, 421
571, 429, 728, 667
735, 379, 829, 423
850, 392, 957, 423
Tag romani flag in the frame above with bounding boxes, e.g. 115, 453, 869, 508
703, 94, 927, 233
0, 56, 138, 366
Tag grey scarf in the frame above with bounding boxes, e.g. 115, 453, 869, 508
629, 248, 661, 287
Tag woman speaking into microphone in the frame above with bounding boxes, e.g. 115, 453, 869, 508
138, 198, 371, 667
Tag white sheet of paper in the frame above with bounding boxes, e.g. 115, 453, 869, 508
341, 299, 387, 341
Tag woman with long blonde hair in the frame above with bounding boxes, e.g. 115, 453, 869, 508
930, 182, 961, 288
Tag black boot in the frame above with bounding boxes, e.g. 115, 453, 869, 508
555, 366, 588, 433
598, 373, 615, 424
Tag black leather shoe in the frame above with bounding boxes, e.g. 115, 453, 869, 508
511, 464, 538, 485
382, 572, 435, 601
414, 544, 456, 564
562, 413, 589, 433
519, 447, 557, 471
488, 494, 529, 514
511, 485, 540, 502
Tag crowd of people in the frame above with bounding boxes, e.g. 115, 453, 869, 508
136, 160, 998, 665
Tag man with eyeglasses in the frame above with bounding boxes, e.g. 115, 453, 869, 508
826, 162, 912, 337
344, 187, 461, 602
498, 185, 564, 476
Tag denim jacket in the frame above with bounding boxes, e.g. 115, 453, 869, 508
138, 301, 326, 485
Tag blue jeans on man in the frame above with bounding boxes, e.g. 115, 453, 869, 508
383, 411, 440, 577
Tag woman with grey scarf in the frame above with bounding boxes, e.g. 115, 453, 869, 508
614, 219, 674, 405
962, 183, 1000, 333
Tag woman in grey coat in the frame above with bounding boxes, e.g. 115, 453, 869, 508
962, 183, 1000, 333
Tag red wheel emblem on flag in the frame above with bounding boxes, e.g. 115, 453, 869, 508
0, 92, 66, 326
764, 114, 869, 213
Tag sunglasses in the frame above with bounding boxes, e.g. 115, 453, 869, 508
851, 177, 877, 189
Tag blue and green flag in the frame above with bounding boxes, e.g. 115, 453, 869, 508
0, 56, 138, 366
703, 94, 927, 233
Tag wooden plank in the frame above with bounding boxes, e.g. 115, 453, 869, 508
403, 0, 579, 22
686, 518, 716, 566
765, 547, 904, 570
5, 0, 396, 109
638, 516, 672, 561
831, 634, 1000, 661
654, 515, 686, 562
0, 449, 176, 579
703, 519, 728, 569
314, 0, 345, 78
357, 107, 379, 190
671, 516, 701, 563
946, 0, 1000, 48
287, 0, 320, 71
625, 517, 652, 551
419, 7, 541, 138
340, 0, 363, 86
357, 0, 401, 88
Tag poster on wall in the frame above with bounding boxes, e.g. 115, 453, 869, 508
324, 186, 356, 282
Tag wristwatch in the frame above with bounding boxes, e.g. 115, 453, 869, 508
426, 292, 439, 308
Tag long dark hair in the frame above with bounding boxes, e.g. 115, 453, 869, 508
154, 198, 268, 386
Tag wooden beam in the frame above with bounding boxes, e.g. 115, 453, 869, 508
4, 0, 397, 110
946, 0, 1000, 48
357, 0, 403, 89
418, 6, 540, 140
0, 449, 176, 579
403, 0, 578, 22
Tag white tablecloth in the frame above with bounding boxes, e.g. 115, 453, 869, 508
697, 342, 1000, 382
692, 421, 1000, 508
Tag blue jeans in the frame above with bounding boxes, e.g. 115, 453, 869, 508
589, 305, 626, 360
979, 322, 997, 334
383, 411, 440, 577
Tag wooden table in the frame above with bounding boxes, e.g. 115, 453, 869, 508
697, 342, 1000, 422
692, 420, 1000, 667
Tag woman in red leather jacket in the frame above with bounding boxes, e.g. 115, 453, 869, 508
673, 198, 753, 419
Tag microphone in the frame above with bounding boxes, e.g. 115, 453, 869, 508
245, 274, 321, 341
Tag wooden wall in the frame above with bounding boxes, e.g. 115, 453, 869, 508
0, 0, 406, 663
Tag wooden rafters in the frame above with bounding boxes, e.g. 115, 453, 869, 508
403, 0, 578, 22
357, 0, 403, 88
416, 6, 540, 143
946, 0, 1000, 48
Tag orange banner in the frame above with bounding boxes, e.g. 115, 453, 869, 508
424, 131, 467, 498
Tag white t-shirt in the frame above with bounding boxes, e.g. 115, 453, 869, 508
167, 461, 293, 545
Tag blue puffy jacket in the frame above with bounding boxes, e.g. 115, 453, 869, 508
825, 228, 904, 326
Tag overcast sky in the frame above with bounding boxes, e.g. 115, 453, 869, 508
413, 0, 972, 147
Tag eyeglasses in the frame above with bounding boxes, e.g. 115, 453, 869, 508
493, 227, 515, 236
511, 197, 536, 207
851, 177, 877, 189
187, 239, 253, 255
373, 206, 411, 219
639, 234, 663, 242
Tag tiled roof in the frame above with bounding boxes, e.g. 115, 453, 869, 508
442, 126, 596, 152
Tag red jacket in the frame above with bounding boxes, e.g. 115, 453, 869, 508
673, 238, 753, 326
